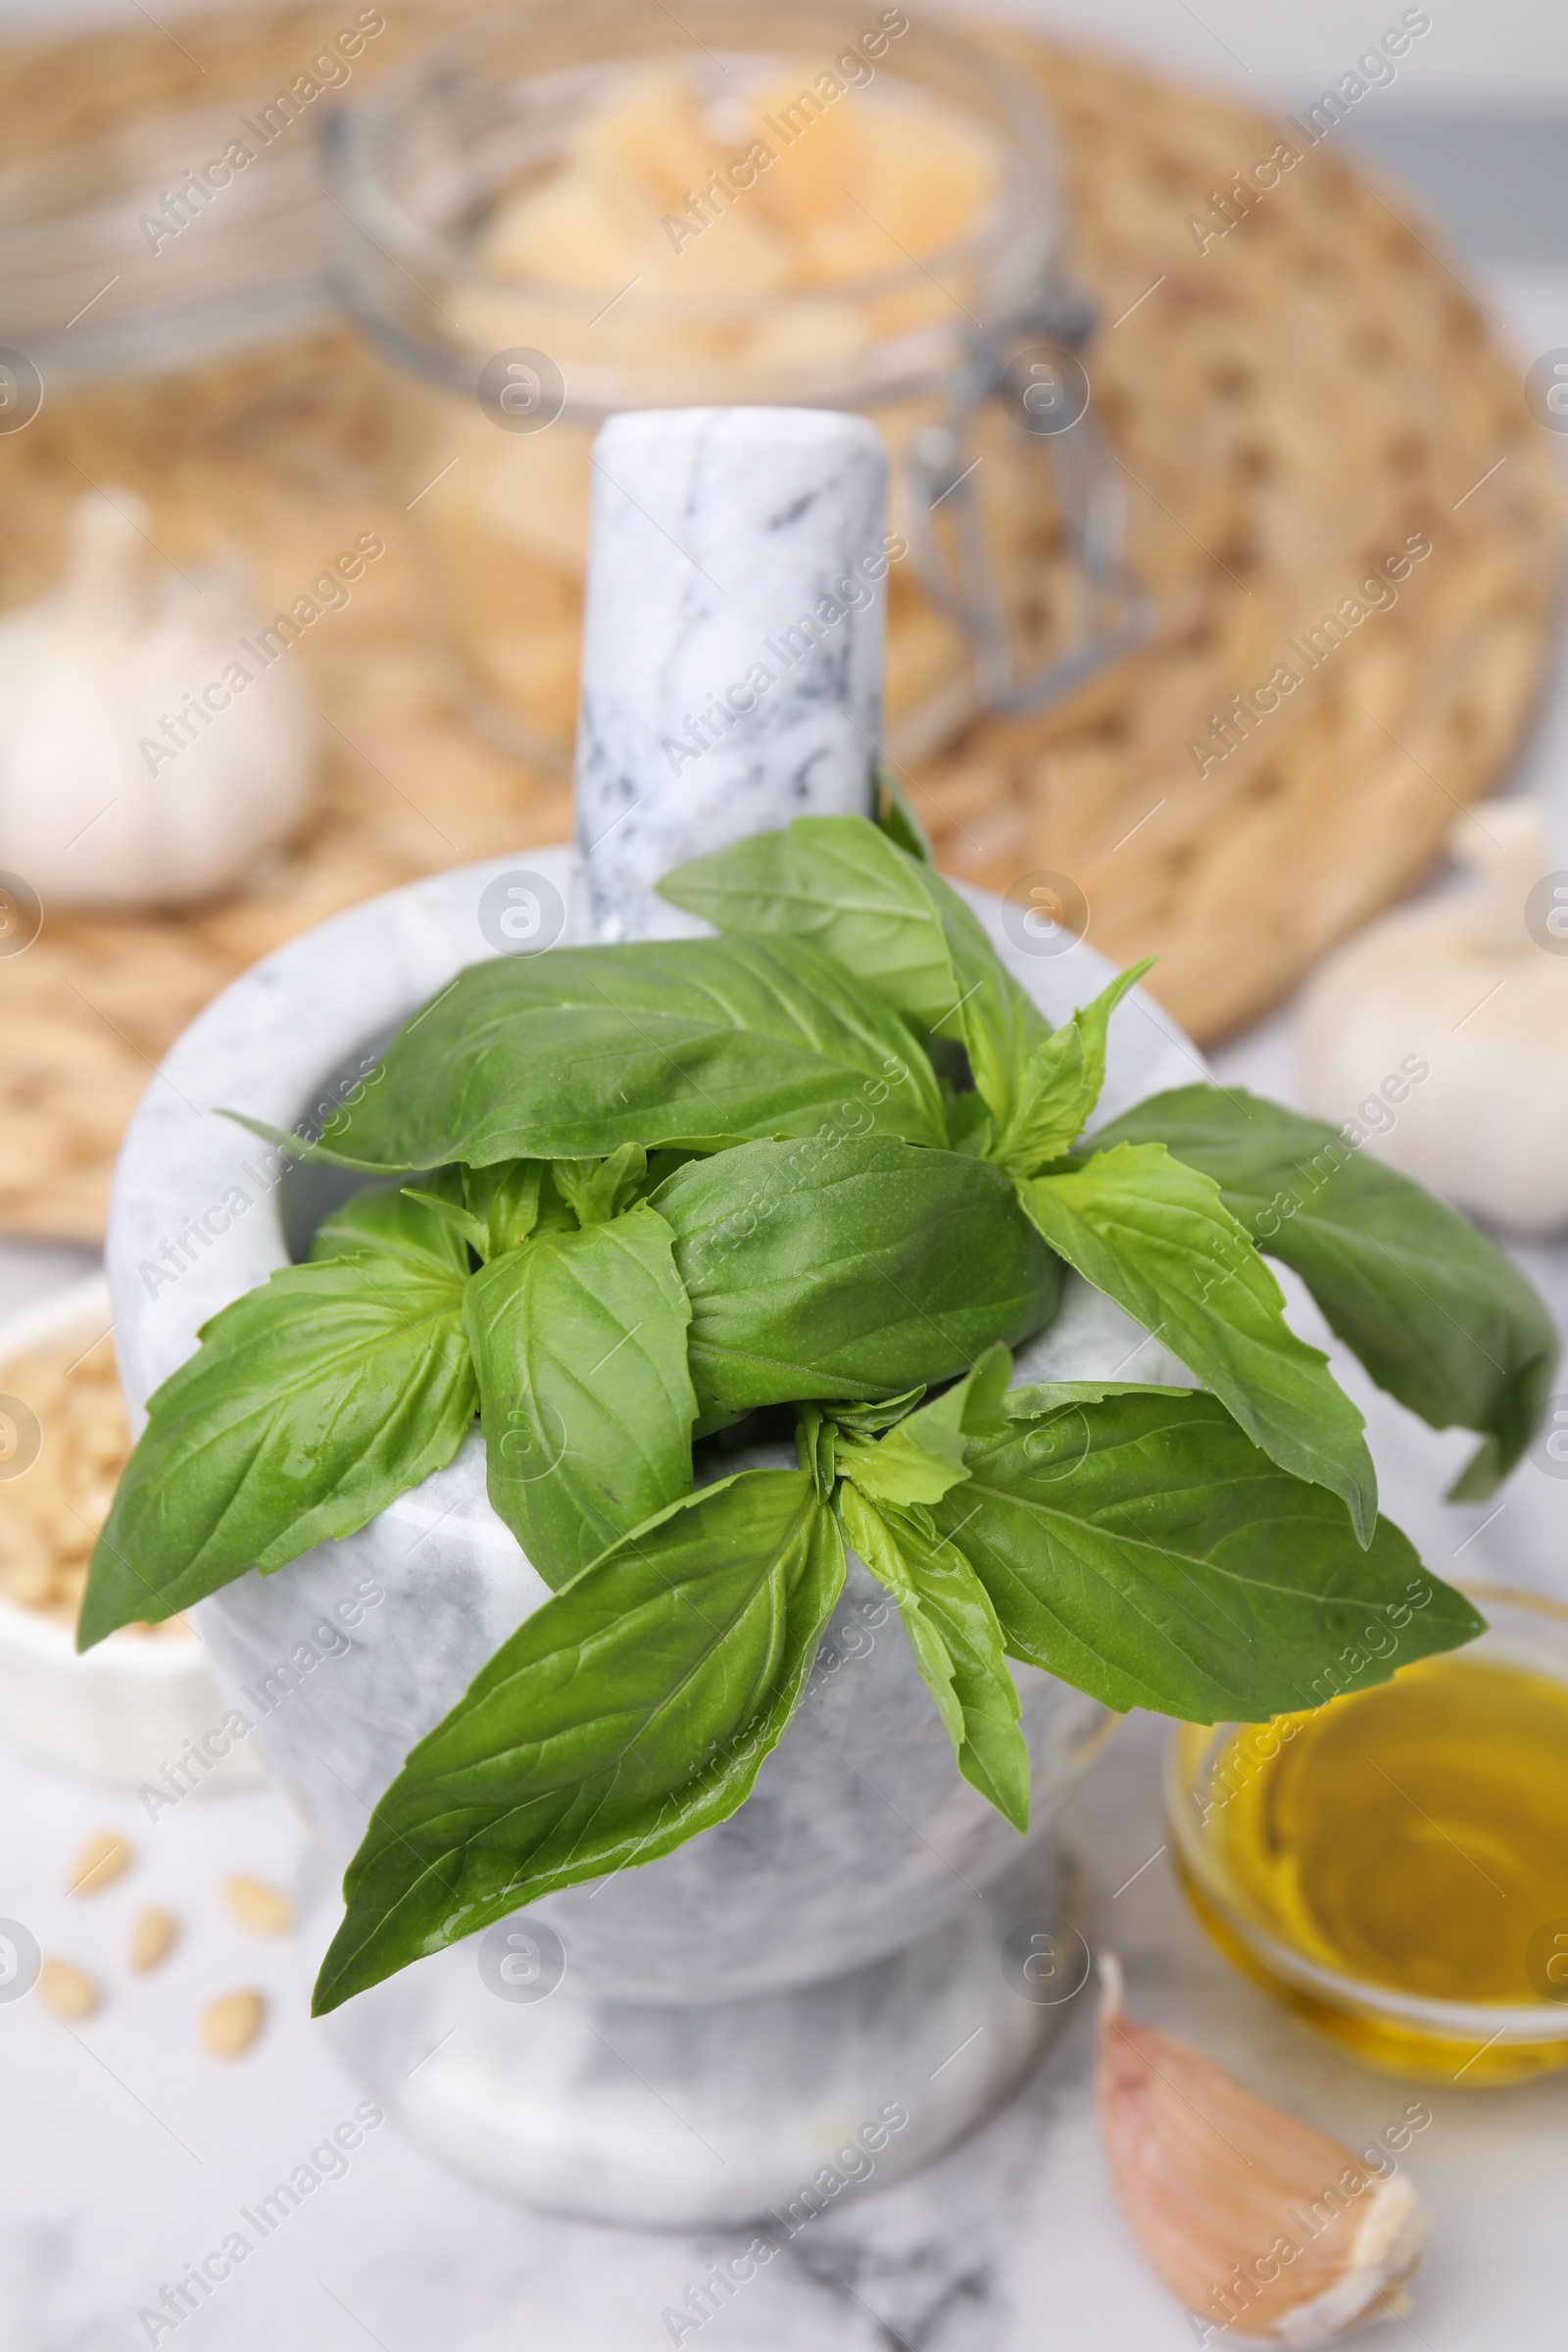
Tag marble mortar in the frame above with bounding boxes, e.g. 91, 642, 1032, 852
105, 845, 1197, 2225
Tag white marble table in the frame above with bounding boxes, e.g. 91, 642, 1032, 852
5, 261, 1568, 2350
7, 963, 1568, 2352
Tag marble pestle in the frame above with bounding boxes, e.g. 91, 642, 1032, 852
572, 405, 891, 942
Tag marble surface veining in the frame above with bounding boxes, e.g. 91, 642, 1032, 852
573, 410, 890, 943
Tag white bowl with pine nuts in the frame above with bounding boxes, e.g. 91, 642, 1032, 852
0, 1274, 258, 1789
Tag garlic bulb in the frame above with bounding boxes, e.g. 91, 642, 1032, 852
0, 489, 315, 909
1097, 1956, 1426, 2345
1298, 799, 1568, 1233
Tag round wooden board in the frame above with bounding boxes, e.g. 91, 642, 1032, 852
0, 3, 1559, 1241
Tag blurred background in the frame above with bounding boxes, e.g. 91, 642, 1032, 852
2, 3, 1566, 2346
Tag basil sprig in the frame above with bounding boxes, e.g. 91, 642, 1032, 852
81, 1138, 1061, 1640
77, 807, 1547, 2014
313, 1344, 1482, 2010
662, 818, 1379, 1540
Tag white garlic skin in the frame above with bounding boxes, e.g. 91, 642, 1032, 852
0, 489, 316, 910
1096, 1955, 1427, 2348
1298, 800, 1568, 1235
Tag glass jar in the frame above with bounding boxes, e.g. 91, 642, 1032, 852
0, 91, 397, 630
326, 0, 1149, 769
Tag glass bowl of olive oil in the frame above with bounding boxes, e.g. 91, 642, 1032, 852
1167, 1587, 1568, 2084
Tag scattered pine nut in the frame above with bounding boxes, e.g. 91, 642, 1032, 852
38, 1957, 98, 2018
222, 1874, 292, 1935
200, 1989, 265, 2059
128, 1907, 178, 1973
66, 1830, 129, 1896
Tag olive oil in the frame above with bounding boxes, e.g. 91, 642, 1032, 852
1176, 1648, 1568, 2082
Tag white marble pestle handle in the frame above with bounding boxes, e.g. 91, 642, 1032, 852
572, 406, 892, 942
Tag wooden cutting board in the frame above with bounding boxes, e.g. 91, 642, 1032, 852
0, 3, 1559, 1241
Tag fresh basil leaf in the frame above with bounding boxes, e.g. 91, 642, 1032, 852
838, 1482, 1029, 1830
465, 1204, 697, 1591
1019, 1143, 1377, 1544
402, 1184, 491, 1261
80, 1207, 476, 1647
658, 815, 1051, 1138
827, 1388, 928, 1437
312, 1467, 844, 2012
795, 1403, 839, 1500
465, 1159, 551, 1256
937, 1387, 1483, 1721
552, 1143, 648, 1227
1090, 1084, 1560, 1500
834, 1344, 1012, 1507
372, 1165, 556, 1267
655, 1137, 1062, 1415
308, 1174, 472, 1277
875, 764, 934, 864
227, 936, 945, 1173
992, 961, 1153, 1177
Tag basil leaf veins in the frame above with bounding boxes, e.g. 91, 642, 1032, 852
227, 935, 945, 1172
80, 1191, 476, 1647
312, 1466, 844, 2013
655, 1136, 1062, 1416
933, 1385, 1483, 1721
1019, 1142, 1378, 1544
464, 1202, 698, 1590
1090, 1084, 1559, 1500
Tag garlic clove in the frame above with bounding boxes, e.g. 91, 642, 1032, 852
1096, 1956, 1426, 2346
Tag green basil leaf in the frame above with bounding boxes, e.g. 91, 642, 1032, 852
835, 1343, 1012, 1507
936, 1388, 1484, 1721
464, 1204, 697, 1591
875, 763, 934, 864
551, 1143, 648, 1227
80, 1207, 476, 1648
796, 1402, 838, 1500
308, 1174, 472, 1278
654, 1137, 1062, 1415
228, 936, 945, 1173
992, 961, 1153, 1177
827, 1388, 929, 1437
402, 1185, 491, 1261
838, 1483, 1029, 1831
465, 1159, 551, 1256
658, 815, 1051, 1137
312, 1467, 845, 2013
397, 1164, 557, 1265
1090, 1084, 1560, 1499
1019, 1144, 1377, 1544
